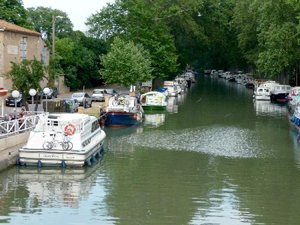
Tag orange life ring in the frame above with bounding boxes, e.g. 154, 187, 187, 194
64, 124, 76, 136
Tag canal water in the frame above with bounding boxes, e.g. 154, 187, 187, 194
1, 76, 300, 225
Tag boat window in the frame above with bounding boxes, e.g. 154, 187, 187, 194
91, 120, 99, 133
47, 120, 58, 126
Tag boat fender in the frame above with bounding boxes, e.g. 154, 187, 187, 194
64, 124, 76, 136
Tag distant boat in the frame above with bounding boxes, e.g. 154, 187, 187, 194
102, 94, 143, 126
140, 91, 167, 111
270, 84, 291, 103
18, 113, 106, 167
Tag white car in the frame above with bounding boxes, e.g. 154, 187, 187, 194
92, 89, 105, 102
71, 92, 92, 108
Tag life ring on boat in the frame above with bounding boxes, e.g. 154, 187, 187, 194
64, 124, 76, 136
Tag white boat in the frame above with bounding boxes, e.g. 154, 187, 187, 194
18, 113, 106, 167
164, 81, 179, 97
254, 87, 271, 101
140, 91, 167, 111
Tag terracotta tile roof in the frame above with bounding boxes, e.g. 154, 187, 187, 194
0, 20, 40, 36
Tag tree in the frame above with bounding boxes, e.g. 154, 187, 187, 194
55, 31, 106, 90
100, 37, 153, 86
0, 0, 30, 27
27, 7, 73, 42
7, 59, 46, 110
87, 0, 178, 79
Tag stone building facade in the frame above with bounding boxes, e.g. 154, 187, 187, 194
0, 20, 49, 90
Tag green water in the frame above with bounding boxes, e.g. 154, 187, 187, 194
1, 76, 300, 225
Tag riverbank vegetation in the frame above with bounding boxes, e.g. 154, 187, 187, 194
1, 0, 300, 86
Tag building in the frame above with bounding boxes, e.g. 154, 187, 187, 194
0, 20, 49, 90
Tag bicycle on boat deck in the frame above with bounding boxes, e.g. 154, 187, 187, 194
43, 132, 73, 151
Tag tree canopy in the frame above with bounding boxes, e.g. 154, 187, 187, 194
100, 37, 153, 86
0, 0, 30, 27
7, 59, 46, 110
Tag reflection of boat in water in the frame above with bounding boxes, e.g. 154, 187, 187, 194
177, 93, 186, 105
17, 166, 100, 207
143, 113, 166, 128
167, 97, 178, 113
289, 130, 300, 170
254, 100, 287, 116
104, 124, 143, 138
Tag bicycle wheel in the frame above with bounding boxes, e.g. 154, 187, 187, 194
67, 142, 73, 150
62, 141, 73, 150
43, 141, 53, 150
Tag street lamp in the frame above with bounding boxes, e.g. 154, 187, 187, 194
43, 87, 50, 113
52, 15, 63, 92
29, 88, 37, 105
12, 90, 20, 119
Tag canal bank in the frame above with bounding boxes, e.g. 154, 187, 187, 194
0, 132, 29, 172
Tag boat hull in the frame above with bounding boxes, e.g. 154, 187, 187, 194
270, 93, 289, 103
105, 111, 142, 126
18, 141, 105, 167
142, 105, 166, 111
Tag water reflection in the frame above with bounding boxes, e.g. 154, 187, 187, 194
16, 167, 99, 207
289, 129, 300, 169
167, 97, 178, 113
143, 113, 166, 128
254, 100, 287, 117
177, 93, 187, 105
0, 164, 111, 225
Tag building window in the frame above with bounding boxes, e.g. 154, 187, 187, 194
20, 37, 27, 60
41, 46, 47, 64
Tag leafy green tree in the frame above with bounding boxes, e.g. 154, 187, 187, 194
27, 7, 73, 42
7, 59, 46, 110
55, 31, 106, 90
0, 0, 30, 27
100, 37, 153, 86
87, 0, 178, 79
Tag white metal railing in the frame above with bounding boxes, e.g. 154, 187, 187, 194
0, 112, 44, 138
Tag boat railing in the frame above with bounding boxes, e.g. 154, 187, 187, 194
44, 117, 84, 134
0, 112, 44, 138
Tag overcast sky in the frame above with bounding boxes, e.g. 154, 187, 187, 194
23, 0, 115, 31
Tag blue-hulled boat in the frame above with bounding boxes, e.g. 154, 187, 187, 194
102, 94, 143, 126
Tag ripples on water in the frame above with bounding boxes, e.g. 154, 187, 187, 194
108, 125, 263, 158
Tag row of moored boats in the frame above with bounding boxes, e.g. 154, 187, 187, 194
209, 69, 300, 136
18, 71, 197, 168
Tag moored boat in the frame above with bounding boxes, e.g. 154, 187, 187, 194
102, 94, 143, 126
253, 87, 271, 101
140, 91, 167, 111
270, 84, 291, 103
18, 113, 106, 167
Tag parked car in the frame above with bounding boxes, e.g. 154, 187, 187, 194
71, 92, 92, 108
5, 94, 24, 107
63, 98, 79, 113
105, 89, 118, 97
92, 89, 105, 102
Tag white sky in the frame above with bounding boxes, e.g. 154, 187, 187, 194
23, 0, 115, 32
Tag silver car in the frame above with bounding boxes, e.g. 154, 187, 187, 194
92, 89, 105, 102
71, 92, 92, 108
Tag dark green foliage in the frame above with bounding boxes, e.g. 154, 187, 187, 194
100, 37, 153, 86
6, 59, 46, 110
0, 0, 31, 27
